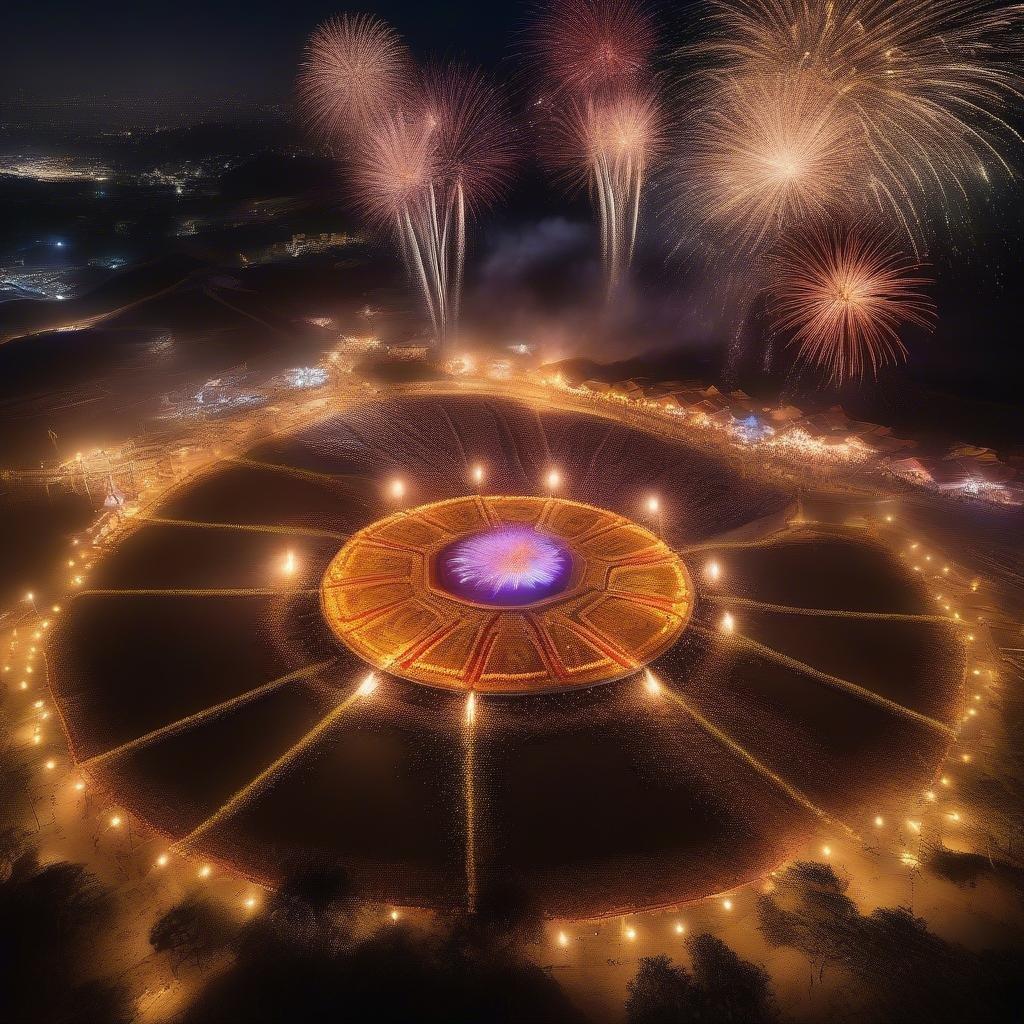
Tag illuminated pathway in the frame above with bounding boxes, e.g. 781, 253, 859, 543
77, 587, 319, 598
172, 673, 378, 854
81, 658, 339, 769
678, 535, 800, 556
226, 455, 363, 489
464, 692, 479, 914
138, 515, 349, 541
690, 623, 955, 736
703, 593, 952, 624
648, 672, 860, 841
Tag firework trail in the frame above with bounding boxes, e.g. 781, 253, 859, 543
534, 0, 663, 296
546, 86, 666, 293
300, 20, 514, 349
765, 223, 936, 383
419, 66, 517, 341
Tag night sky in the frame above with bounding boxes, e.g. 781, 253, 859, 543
4, 1, 528, 104
3, 0, 1023, 441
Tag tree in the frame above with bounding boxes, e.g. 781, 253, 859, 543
150, 894, 238, 969
468, 868, 544, 945
0, 849, 131, 1024
627, 939, 779, 1024
274, 857, 355, 915
626, 954, 698, 1024
758, 860, 1024, 1023
688, 933, 780, 1023
183, 907, 585, 1023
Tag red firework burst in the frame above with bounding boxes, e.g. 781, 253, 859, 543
767, 224, 936, 383
533, 0, 657, 97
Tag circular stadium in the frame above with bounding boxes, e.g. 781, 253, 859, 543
49, 394, 966, 918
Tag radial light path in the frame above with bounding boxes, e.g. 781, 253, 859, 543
677, 534, 799, 556
693, 624, 954, 736
138, 515, 349, 541
77, 587, 319, 598
704, 593, 951, 623
464, 692, 479, 914
81, 658, 339, 769
173, 675, 377, 853
653, 676, 860, 840
226, 455, 365, 489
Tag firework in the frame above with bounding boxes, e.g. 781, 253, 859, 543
419, 66, 517, 329
533, 0, 657, 97
689, 0, 1024, 244
297, 13, 412, 139
349, 109, 442, 331
766, 224, 936, 383
300, 17, 515, 349
536, 0, 664, 294
673, 71, 857, 254
350, 70, 513, 344
547, 89, 665, 250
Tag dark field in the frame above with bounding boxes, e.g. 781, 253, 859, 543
48, 396, 964, 916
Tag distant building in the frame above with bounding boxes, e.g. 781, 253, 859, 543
238, 231, 357, 267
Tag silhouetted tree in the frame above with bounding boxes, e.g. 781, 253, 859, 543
758, 860, 1024, 1023
923, 844, 1024, 891
183, 905, 584, 1023
150, 894, 238, 969
274, 857, 356, 915
468, 867, 545, 945
0, 846, 131, 1024
626, 954, 698, 1024
688, 933, 780, 1023
627, 937, 779, 1024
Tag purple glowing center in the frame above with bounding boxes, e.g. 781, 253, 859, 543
437, 525, 573, 606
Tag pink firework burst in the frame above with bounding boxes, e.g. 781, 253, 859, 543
297, 13, 412, 140
440, 526, 573, 603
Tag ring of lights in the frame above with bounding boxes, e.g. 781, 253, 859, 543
47, 394, 967, 916
320, 496, 693, 694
